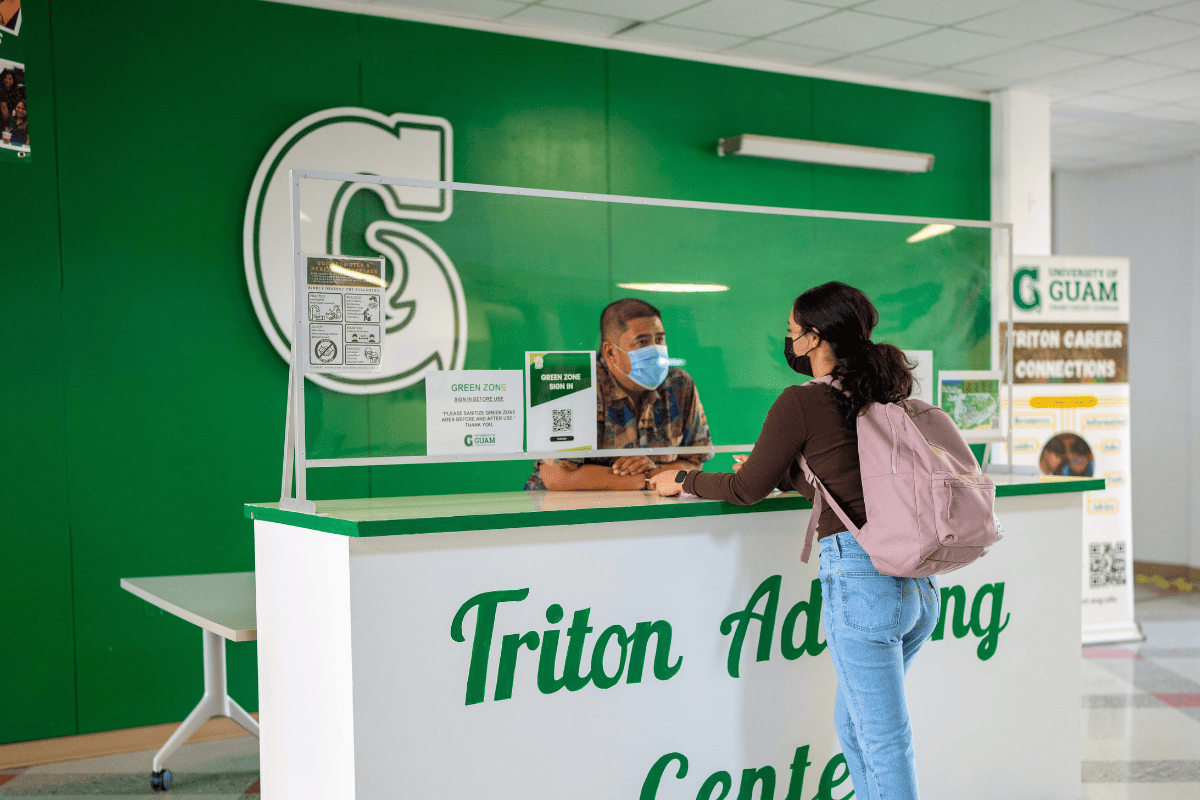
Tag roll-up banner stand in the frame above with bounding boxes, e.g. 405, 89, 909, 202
992, 256, 1140, 645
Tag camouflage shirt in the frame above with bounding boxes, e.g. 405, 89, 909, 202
525, 358, 712, 490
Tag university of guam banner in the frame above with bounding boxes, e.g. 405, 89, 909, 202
993, 256, 1140, 644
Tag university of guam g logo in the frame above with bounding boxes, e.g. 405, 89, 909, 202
1013, 266, 1041, 312
244, 108, 467, 393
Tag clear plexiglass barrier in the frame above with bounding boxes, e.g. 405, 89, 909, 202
271, 171, 1012, 508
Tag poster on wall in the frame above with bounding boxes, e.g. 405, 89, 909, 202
0, 1, 20, 35
0, 57, 28, 161
525, 351, 596, 453
301, 255, 386, 373
902, 350, 933, 404
992, 256, 1138, 644
425, 370, 523, 456
937, 370, 1001, 434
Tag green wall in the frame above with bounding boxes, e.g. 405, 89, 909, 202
2, 0, 989, 743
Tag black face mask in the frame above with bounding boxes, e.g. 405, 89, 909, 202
784, 334, 817, 377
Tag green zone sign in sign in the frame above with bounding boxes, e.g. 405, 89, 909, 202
525, 351, 596, 452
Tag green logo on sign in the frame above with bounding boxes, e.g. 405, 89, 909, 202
464, 434, 474, 447
1014, 267, 1040, 311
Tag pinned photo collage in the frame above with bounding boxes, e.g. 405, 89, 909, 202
0, 58, 27, 157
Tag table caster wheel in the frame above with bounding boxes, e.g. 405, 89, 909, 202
150, 769, 172, 791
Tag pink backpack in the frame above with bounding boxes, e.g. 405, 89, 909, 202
799, 376, 1002, 577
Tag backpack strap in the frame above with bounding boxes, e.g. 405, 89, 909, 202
798, 455, 861, 563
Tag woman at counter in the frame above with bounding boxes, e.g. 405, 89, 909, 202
649, 281, 940, 800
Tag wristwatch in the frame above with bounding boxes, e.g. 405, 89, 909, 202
675, 470, 689, 484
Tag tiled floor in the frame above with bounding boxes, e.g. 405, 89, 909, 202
0, 587, 1196, 798
1082, 586, 1200, 800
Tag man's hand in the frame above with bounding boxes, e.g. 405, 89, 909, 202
732, 454, 749, 472
611, 455, 656, 476
648, 471, 683, 497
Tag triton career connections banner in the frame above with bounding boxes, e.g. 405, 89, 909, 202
994, 255, 1137, 643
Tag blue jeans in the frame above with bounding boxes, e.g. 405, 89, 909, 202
818, 532, 940, 800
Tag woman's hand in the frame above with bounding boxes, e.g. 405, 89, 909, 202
648, 471, 683, 497
732, 454, 749, 472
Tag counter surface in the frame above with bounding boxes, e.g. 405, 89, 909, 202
245, 474, 1103, 538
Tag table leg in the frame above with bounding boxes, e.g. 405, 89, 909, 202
152, 629, 260, 773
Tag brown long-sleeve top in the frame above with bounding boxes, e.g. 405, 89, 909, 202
682, 381, 867, 539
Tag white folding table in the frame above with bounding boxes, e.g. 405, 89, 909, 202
119, 572, 259, 791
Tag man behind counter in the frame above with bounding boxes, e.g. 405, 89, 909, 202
525, 298, 712, 491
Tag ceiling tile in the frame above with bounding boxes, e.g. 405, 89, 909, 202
1053, 157, 1105, 169
1154, 1, 1200, 24
1053, 133, 1140, 157
1053, 118, 1148, 137
957, 0, 1131, 40
616, 22, 749, 50
380, 0, 528, 20
1061, 93, 1158, 112
1018, 82, 1091, 98
866, 27, 1019, 67
1131, 38, 1200, 69
659, 0, 833, 38
543, 0, 699, 20
1113, 124, 1200, 143
1113, 71, 1200, 100
1048, 14, 1200, 55
821, 54, 937, 78
1051, 110, 1088, 127
1131, 103, 1200, 120
803, 0, 864, 7
505, 6, 633, 36
769, 10, 935, 51
853, 0, 1022, 26
1039, 58, 1180, 91
957, 43, 1107, 80
918, 68, 1009, 89
1089, 0, 1191, 9
727, 39, 848, 64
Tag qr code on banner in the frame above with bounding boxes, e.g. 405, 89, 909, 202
552, 409, 572, 433
1089, 541, 1127, 588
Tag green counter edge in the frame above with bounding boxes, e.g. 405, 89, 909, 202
245, 478, 1105, 537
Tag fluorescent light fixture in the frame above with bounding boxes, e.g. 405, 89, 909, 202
617, 282, 730, 293
719, 134, 934, 173
906, 224, 956, 243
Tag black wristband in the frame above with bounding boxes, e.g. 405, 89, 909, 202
674, 469, 689, 484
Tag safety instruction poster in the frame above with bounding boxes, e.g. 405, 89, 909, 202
992, 256, 1136, 643
425, 370, 523, 455
525, 351, 596, 453
303, 255, 385, 373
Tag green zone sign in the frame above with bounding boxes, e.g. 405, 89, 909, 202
425, 369, 523, 455
525, 351, 596, 452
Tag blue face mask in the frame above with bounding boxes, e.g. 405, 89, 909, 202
614, 343, 670, 390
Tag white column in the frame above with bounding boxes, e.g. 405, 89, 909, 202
991, 89, 1052, 255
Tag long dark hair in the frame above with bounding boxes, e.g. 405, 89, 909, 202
792, 282, 914, 424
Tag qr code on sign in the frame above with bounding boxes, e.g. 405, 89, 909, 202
552, 409, 572, 433
1089, 541, 1126, 588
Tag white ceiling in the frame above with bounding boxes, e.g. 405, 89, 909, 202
300, 0, 1200, 171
